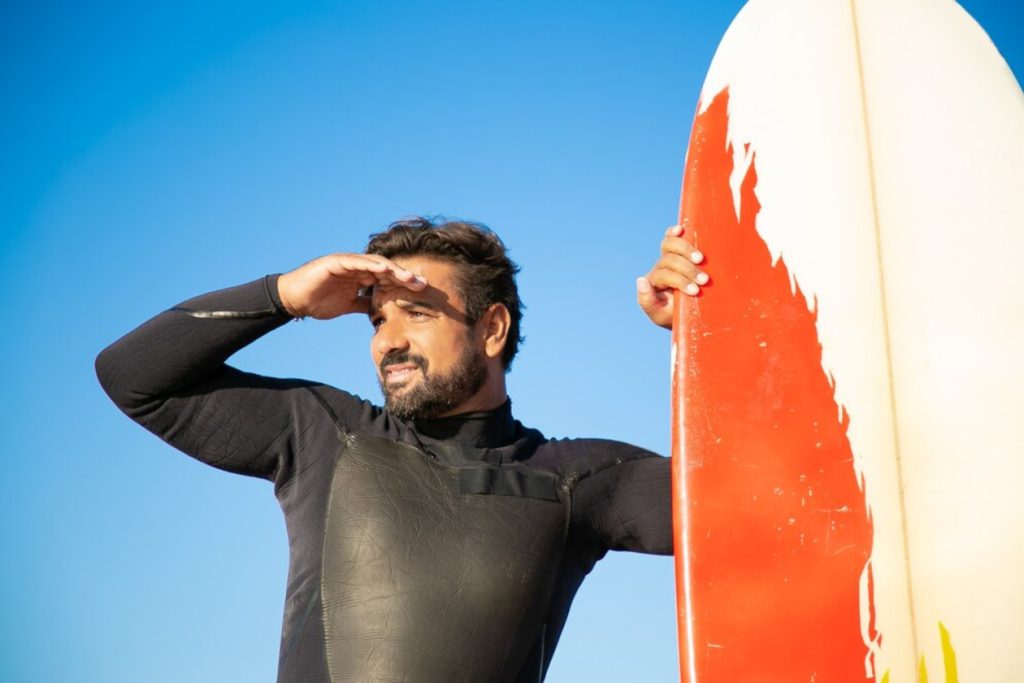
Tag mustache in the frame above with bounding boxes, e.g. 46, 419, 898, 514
379, 351, 428, 374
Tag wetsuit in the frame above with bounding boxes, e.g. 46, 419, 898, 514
95, 275, 672, 682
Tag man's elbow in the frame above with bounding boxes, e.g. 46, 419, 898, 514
94, 340, 140, 412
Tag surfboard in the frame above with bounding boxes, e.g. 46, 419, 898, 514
669, 1, 1024, 681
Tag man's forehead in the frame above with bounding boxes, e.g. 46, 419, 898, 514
368, 284, 444, 309
368, 257, 468, 318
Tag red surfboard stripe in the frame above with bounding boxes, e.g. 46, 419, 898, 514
671, 88, 875, 682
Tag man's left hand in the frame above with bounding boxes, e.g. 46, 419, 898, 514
637, 224, 708, 330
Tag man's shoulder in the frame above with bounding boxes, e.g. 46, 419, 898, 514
298, 383, 390, 434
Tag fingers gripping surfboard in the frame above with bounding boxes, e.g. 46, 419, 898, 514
669, 1, 1024, 681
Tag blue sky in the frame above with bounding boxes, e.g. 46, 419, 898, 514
2, 2, 1020, 681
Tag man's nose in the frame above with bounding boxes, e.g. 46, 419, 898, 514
374, 318, 410, 358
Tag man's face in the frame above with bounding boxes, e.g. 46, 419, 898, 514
369, 257, 488, 420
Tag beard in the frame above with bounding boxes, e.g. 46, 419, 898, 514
378, 341, 488, 421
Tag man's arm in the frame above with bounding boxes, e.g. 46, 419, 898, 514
565, 223, 707, 551
95, 254, 427, 483
571, 447, 673, 555
96, 275, 320, 482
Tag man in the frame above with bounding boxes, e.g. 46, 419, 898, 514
96, 216, 708, 682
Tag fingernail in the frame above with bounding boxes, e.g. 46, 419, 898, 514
695, 272, 709, 285
691, 250, 704, 263
636, 277, 650, 293
685, 283, 699, 296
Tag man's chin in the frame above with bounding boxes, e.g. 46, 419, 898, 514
381, 384, 430, 420
382, 377, 418, 399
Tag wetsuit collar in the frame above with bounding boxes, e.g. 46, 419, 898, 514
411, 400, 517, 449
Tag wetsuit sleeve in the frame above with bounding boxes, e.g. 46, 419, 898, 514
572, 445, 672, 555
95, 275, 369, 484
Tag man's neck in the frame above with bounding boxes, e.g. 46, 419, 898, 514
414, 399, 516, 449
436, 377, 507, 418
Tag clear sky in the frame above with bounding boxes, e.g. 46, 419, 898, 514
2, 2, 1020, 681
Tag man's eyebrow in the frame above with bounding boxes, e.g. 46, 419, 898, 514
395, 298, 439, 312
367, 298, 440, 318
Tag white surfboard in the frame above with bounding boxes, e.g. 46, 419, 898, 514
670, 1, 1024, 681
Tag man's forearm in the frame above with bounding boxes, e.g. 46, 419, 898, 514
94, 275, 316, 481
95, 275, 291, 410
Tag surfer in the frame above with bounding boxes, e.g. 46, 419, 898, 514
95, 216, 708, 682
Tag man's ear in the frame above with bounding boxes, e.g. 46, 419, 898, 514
480, 303, 511, 361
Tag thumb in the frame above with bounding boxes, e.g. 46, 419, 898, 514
637, 276, 674, 329
636, 276, 658, 312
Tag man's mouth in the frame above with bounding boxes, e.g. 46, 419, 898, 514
379, 352, 429, 390
385, 366, 415, 382
383, 363, 420, 384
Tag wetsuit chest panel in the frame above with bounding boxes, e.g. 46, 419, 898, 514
321, 433, 569, 683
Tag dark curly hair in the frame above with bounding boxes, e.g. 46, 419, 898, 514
365, 216, 524, 369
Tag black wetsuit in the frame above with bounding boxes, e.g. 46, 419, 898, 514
96, 275, 671, 682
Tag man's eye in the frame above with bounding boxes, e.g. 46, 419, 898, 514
370, 317, 383, 329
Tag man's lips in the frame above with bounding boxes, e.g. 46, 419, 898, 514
382, 363, 420, 384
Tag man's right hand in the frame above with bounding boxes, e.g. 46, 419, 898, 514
277, 254, 427, 320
